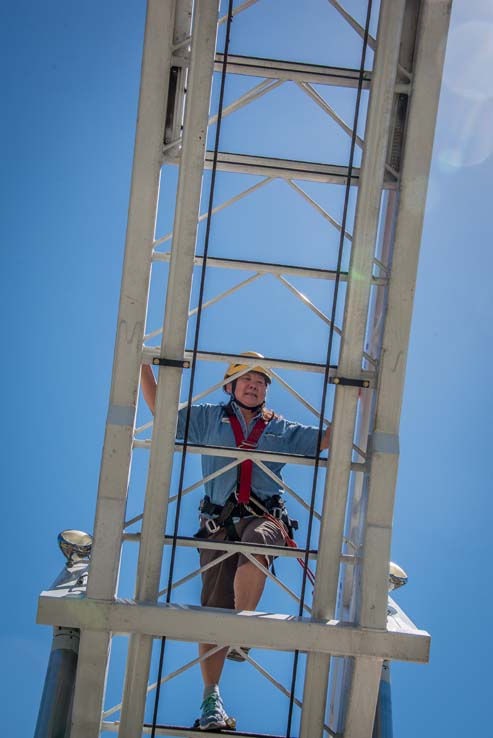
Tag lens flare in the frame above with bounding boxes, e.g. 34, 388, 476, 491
437, 21, 493, 170
444, 22, 493, 102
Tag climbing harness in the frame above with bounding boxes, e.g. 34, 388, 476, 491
196, 491, 296, 537
223, 402, 270, 503
195, 402, 316, 585
196, 490, 314, 586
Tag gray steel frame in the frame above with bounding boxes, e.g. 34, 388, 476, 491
36, 1, 452, 736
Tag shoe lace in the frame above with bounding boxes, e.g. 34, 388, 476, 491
201, 693, 222, 713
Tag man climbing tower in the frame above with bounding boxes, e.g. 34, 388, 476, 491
141, 352, 331, 730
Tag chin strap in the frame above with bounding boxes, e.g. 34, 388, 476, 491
231, 394, 265, 413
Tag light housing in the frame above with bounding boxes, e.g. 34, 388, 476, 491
389, 561, 408, 591
58, 529, 93, 564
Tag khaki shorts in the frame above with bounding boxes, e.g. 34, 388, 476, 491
198, 516, 286, 609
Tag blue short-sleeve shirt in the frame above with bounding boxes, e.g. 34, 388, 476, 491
176, 401, 319, 506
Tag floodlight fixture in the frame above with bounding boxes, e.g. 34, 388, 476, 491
389, 561, 408, 591
58, 529, 93, 565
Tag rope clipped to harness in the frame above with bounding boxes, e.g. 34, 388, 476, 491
244, 496, 316, 587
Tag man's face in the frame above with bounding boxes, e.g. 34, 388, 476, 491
227, 371, 268, 407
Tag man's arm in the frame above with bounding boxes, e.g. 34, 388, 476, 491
141, 364, 157, 415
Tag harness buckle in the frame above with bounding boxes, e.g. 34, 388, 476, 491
204, 517, 220, 535
270, 506, 284, 521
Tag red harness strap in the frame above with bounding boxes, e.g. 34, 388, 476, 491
224, 404, 268, 503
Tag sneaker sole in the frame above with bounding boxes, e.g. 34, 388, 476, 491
194, 716, 236, 732
199, 722, 227, 731
226, 648, 250, 662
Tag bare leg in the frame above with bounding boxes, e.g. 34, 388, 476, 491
198, 644, 230, 729
234, 556, 268, 610
199, 557, 267, 685
199, 643, 228, 687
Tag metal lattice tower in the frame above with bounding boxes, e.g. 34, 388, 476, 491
37, 1, 452, 737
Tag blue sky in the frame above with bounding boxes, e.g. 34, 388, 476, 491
1, 0, 492, 736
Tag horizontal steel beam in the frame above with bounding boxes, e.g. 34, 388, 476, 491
123, 534, 322, 560
141, 348, 375, 385
122, 535, 358, 566
37, 596, 430, 663
202, 152, 364, 185
102, 723, 289, 738
163, 149, 369, 185
132, 441, 367, 474
200, 153, 397, 188
215, 53, 372, 88
152, 252, 387, 287
152, 252, 349, 281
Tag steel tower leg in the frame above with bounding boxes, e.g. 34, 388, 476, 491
372, 662, 393, 738
34, 627, 80, 738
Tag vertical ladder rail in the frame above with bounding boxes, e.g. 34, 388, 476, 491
299, 3, 406, 737
118, 2, 221, 735
70, 3, 177, 736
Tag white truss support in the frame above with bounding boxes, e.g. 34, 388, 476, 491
285, 179, 353, 240
128, 535, 320, 563
118, 2, 220, 736
254, 459, 323, 520
329, 0, 377, 51
297, 81, 364, 149
153, 177, 273, 248
188, 272, 262, 316
198, 151, 368, 184
37, 597, 430, 663
100, 724, 231, 737
153, 250, 350, 281
358, 0, 453, 633
343, 657, 384, 738
70, 631, 111, 737
145, 271, 264, 340
276, 274, 342, 333
270, 369, 331, 425
132, 441, 368, 477
216, 53, 372, 88
218, 0, 259, 25
103, 646, 225, 720
69, 2, 178, 736
243, 552, 312, 614
300, 3, 406, 738
209, 78, 284, 126
141, 347, 376, 384
158, 551, 234, 598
